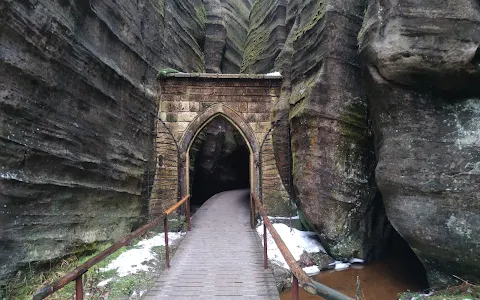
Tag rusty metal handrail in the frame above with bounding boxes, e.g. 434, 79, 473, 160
250, 193, 353, 300
33, 194, 191, 300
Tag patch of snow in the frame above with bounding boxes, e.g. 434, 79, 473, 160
329, 260, 362, 270
270, 215, 300, 220
132, 290, 147, 298
348, 258, 364, 264
256, 223, 325, 269
97, 278, 114, 287
265, 71, 281, 76
303, 266, 320, 276
101, 232, 185, 277
333, 263, 351, 270
409, 291, 435, 300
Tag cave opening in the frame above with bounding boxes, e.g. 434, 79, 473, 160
188, 116, 251, 210
366, 192, 430, 292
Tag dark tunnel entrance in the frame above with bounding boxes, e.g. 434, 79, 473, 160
188, 116, 250, 210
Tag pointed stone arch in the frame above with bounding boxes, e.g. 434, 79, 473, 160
179, 104, 258, 154
178, 104, 260, 200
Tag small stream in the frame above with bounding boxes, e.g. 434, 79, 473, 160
280, 254, 428, 300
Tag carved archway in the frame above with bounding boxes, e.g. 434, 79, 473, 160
178, 104, 260, 201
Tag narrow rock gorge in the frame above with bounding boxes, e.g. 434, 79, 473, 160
1, 0, 479, 289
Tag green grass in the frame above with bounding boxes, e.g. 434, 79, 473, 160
6, 217, 187, 300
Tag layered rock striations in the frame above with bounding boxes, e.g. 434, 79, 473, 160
203, 0, 252, 73
0, 0, 205, 281
241, 0, 287, 74
1, 0, 479, 288
360, 0, 480, 285
284, 0, 383, 260
246, 0, 480, 285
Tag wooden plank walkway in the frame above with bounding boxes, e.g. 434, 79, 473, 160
145, 189, 280, 300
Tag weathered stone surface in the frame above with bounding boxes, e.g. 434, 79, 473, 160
0, 0, 205, 281
285, 0, 385, 260
221, 0, 252, 73
157, 76, 292, 216
241, 0, 287, 74
361, 0, 480, 285
203, 0, 252, 73
360, 0, 480, 91
203, 0, 225, 73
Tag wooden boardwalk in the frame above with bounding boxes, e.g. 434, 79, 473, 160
145, 189, 279, 300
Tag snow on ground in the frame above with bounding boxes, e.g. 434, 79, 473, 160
256, 222, 325, 269
303, 265, 320, 276
269, 216, 300, 221
256, 220, 364, 273
98, 278, 114, 287
101, 232, 185, 277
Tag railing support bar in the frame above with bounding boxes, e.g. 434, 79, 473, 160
292, 276, 299, 300
251, 193, 353, 300
250, 194, 255, 229
75, 275, 83, 300
164, 217, 170, 269
33, 195, 190, 300
186, 197, 191, 231
263, 222, 268, 269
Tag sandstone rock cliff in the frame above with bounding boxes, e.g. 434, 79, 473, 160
1, 0, 479, 288
0, 0, 205, 281
245, 0, 480, 286
360, 0, 480, 285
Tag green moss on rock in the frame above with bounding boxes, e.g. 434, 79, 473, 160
293, 1, 326, 42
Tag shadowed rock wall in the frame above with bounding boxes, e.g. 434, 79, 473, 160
204, 0, 252, 73
244, 0, 480, 286
0, 0, 205, 281
360, 0, 480, 285
2, 0, 479, 287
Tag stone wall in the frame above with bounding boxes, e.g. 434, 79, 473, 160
153, 74, 291, 215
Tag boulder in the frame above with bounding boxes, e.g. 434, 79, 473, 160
361, 0, 480, 285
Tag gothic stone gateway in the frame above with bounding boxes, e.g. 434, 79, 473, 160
150, 73, 290, 217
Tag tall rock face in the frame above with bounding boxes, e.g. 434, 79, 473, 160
0, 0, 205, 281
286, 0, 383, 260
221, 0, 252, 73
361, 0, 480, 285
246, 0, 389, 261
203, 0, 252, 73
247, 0, 480, 286
241, 0, 287, 74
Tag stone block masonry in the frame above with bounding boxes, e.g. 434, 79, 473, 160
151, 73, 292, 216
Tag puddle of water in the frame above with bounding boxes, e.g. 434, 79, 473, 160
280, 256, 428, 300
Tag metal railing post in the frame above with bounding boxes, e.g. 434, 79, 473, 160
164, 217, 170, 268
33, 195, 190, 300
186, 196, 191, 231
263, 221, 268, 269
75, 275, 83, 300
292, 276, 299, 300
250, 194, 255, 229
251, 193, 353, 300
